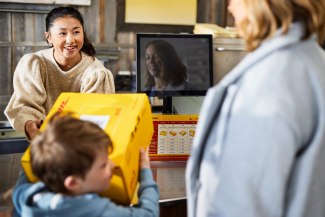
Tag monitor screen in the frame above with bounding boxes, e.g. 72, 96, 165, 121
136, 33, 213, 97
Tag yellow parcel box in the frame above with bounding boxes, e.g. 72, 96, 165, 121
21, 93, 153, 205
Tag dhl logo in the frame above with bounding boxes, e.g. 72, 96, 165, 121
57, 97, 70, 113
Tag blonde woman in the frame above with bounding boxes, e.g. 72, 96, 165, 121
186, 0, 325, 216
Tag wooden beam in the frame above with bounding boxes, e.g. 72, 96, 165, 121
99, 0, 105, 42
0, 0, 91, 6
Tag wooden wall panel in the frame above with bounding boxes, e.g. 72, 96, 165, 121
103, 0, 116, 43
0, 12, 11, 96
197, 0, 228, 26
81, 1, 100, 43
12, 13, 28, 78
0, 0, 91, 6
34, 14, 47, 41
0, 12, 11, 121
0, 0, 229, 120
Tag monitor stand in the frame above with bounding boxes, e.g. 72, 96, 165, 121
162, 96, 175, 114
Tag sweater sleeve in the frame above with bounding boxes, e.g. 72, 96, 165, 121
4, 54, 47, 133
99, 168, 160, 217
134, 169, 159, 216
80, 59, 115, 94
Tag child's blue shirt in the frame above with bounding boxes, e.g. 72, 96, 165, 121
13, 169, 159, 217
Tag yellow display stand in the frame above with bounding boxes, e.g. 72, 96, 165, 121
149, 114, 198, 161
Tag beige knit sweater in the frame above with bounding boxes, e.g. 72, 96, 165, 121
5, 48, 115, 133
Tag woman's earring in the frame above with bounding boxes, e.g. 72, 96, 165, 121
46, 41, 53, 47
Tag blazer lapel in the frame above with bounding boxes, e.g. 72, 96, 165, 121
187, 84, 227, 182
186, 22, 307, 217
188, 23, 304, 180
220, 22, 303, 88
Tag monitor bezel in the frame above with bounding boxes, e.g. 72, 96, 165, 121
136, 33, 214, 97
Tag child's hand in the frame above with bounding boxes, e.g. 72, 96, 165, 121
140, 147, 151, 169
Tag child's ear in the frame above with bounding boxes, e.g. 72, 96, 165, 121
64, 175, 81, 193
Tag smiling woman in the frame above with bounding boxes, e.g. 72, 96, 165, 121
4, 6, 115, 141
144, 39, 188, 92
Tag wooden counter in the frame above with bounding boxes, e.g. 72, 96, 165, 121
151, 161, 187, 217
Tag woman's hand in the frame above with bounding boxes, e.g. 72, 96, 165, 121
25, 120, 42, 140
140, 147, 151, 169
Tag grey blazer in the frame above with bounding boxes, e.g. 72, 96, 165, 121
186, 23, 325, 217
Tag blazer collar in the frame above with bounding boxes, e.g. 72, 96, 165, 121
187, 23, 309, 182
220, 22, 307, 87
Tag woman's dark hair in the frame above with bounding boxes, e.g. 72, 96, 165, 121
45, 6, 96, 57
145, 40, 187, 88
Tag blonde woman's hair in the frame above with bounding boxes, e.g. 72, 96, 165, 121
238, 0, 325, 51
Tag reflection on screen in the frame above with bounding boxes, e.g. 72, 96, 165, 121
136, 34, 213, 97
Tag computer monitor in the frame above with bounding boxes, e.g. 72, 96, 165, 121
136, 33, 213, 113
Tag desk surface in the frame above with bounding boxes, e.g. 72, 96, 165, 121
151, 161, 187, 202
